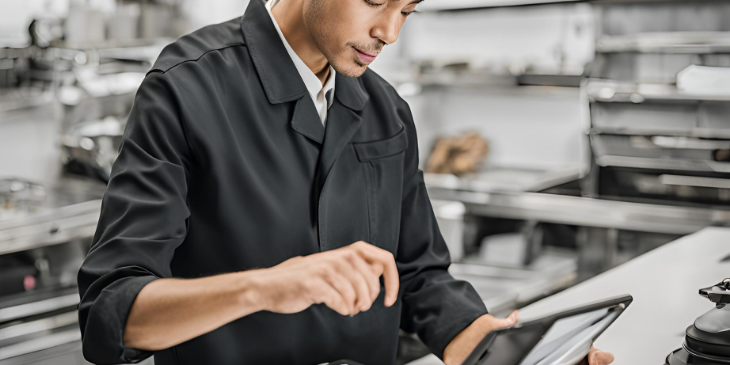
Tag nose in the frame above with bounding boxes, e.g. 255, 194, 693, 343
371, 11, 401, 46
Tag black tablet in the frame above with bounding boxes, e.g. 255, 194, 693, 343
461, 294, 633, 365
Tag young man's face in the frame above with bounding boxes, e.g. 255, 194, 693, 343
303, 0, 422, 77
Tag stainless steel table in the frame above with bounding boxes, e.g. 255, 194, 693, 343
409, 227, 730, 365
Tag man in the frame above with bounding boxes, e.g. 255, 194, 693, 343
77, 0, 615, 364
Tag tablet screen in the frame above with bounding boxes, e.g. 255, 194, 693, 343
520, 308, 620, 365
519, 308, 609, 365
462, 295, 631, 365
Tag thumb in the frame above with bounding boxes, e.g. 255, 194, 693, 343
490, 310, 519, 330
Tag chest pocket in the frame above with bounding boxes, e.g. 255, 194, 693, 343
352, 126, 409, 254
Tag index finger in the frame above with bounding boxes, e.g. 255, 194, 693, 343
354, 244, 399, 307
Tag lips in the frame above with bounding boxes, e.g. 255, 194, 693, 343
354, 47, 378, 64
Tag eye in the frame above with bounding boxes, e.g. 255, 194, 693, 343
364, 0, 384, 7
402, 0, 423, 16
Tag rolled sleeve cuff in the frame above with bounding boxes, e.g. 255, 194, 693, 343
80, 275, 159, 364
405, 278, 489, 360
426, 304, 488, 361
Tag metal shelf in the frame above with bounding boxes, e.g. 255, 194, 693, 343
424, 165, 583, 194
0, 294, 79, 324
425, 188, 730, 235
0, 200, 102, 257
417, 0, 583, 11
590, 127, 730, 140
596, 155, 730, 174
0, 329, 81, 361
585, 79, 730, 103
449, 251, 578, 315
596, 31, 730, 54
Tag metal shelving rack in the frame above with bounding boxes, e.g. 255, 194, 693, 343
418, 0, 585, 11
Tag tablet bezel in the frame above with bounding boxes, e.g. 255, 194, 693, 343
461, 294, 633, 365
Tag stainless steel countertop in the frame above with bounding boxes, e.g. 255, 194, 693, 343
427, 187, 730, 235
0, 174, 106, 256
518, 226, 730, 365
409, 227, 730, 364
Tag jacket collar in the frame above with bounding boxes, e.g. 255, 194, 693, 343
240, 0, 369, 111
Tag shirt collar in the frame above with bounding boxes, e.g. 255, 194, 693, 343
240, 0, 368, 110
265, 0, 335, 109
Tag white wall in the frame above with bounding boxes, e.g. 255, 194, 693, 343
370, 3, 594, 171
0, 0, 69, 47
401, 4, 595, 76
180, 0, 251, 33
400, 86, 586, 171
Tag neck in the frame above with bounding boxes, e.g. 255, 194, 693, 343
271, 0, 331, 85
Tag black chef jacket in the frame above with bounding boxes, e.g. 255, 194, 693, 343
76, 0, 488, 364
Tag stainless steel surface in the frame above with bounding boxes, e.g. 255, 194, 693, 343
596, 155, 730, 173
0, 91, 55, 113
0, 330, 81, 361
591, 127, 730, 140
585, 79, 730, 103
450, 251, 578, 315
0, 294, 78, 323
0, 341, 88, 365
426, 188, 730, 234
659, 174, 730, 190
0, 312, 77, 342
596, 32, 730, 54
517, 227, 730, 365
417, 0, 581, 11
585, 1, 730, 209
424, 165, 582, 194
591, 135, 723, 167
0, 200, 101, 256
433, 200, 466, 262
409, 227, 730, 365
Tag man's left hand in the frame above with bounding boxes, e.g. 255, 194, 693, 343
442, 311, 615, 365
581, 344, 615, 365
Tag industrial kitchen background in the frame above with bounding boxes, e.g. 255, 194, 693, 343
1, 0, 730, 364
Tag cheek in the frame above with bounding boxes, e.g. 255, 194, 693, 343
326, 0, 372, 43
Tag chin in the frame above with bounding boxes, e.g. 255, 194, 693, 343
332, 61, 368, 78
322, 44, 370, 78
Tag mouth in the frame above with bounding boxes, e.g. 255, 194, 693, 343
353, 47, 379, 64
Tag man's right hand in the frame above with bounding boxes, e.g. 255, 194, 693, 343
249, 241, 400, 316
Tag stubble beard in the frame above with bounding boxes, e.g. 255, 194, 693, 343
304, 0, 367, 78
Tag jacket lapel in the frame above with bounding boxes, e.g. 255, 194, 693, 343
315, 73, 370, 250
240, 0, 372, 251
315, 72, 370, 196
315, 102, 361, 190
239, 0, 325, 144
292, 97, 325, 144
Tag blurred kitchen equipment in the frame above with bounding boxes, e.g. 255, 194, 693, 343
479, 221, 542, 267
677, 65, 730, 97
0, 195, 108, 364
432, 200, 466, 262
665, 278, 730, 365
61, 116, 125, 183
58, 67, 145, 183
586, 1, 730, 207
108, 3, 141, 43
425, 165, 582, 194
0, 255, 37, 297
426, 132, 489, 176
64, 3, 105, 48
0, 178, 46, 215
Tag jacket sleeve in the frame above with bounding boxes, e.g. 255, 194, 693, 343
77, 71, 192, 364
395, 97, 488, 360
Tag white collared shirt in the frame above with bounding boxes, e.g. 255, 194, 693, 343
265, 0, 336, 126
